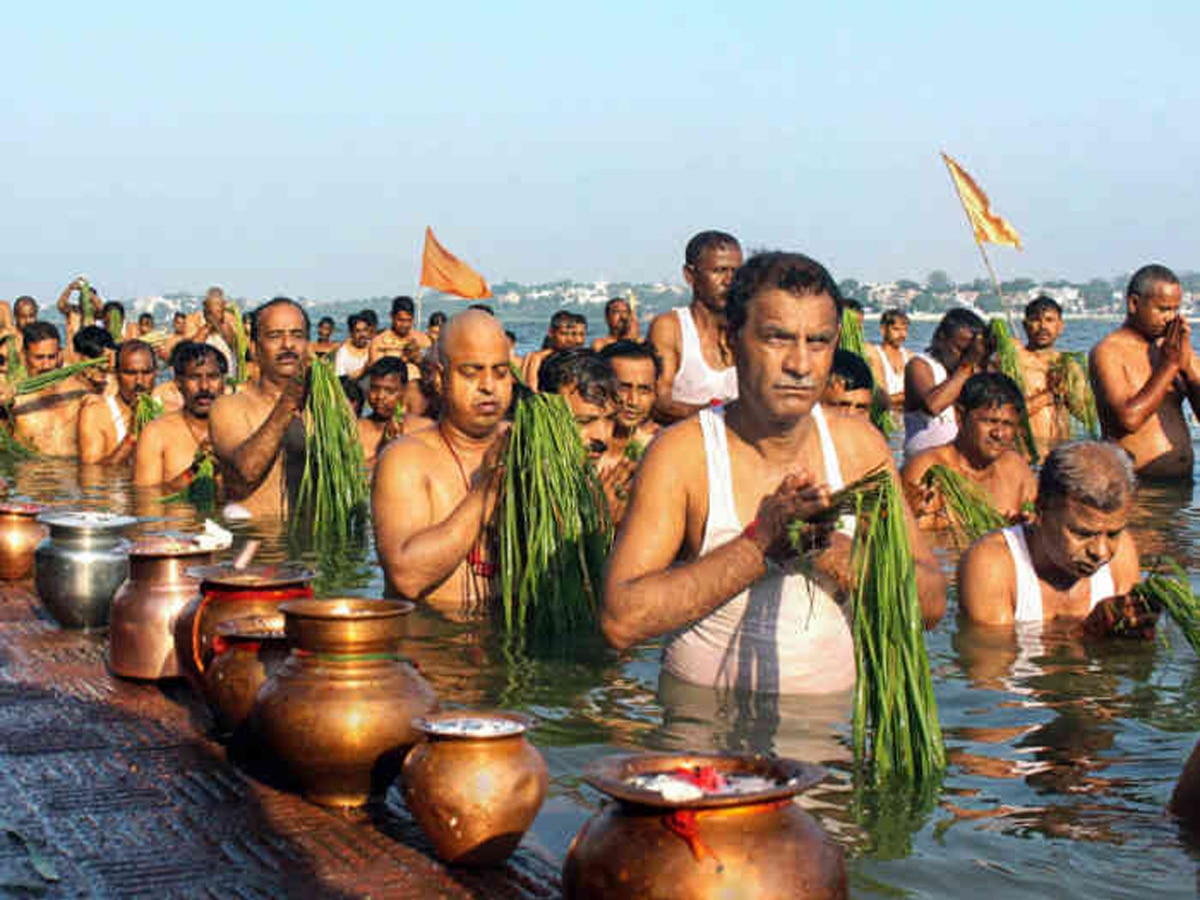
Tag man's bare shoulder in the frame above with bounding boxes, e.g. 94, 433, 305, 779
1092, 326, 1141, 360
824, 406, 892, 478
900, 443, 951, 480
139, 409, 188, 441
377, 428, 442, 471
647, 309, 680, 346
960, 528, 1013, 580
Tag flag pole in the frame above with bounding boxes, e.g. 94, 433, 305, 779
942, 153, 1013, 327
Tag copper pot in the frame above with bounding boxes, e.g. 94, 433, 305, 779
563, 753, 846, 900
173, 562, 314, 692
0, 503, 48, 580
402, 711, 548, 865
251, 598, 437, 808
109, 539, 215, 680
202, 614, 289, 735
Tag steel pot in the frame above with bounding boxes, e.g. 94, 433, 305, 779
34, 511, 137, 630
252, 598, 437, 808
203, 614, 289, 736
0, 502, 48, 580
563, 753, 846, 900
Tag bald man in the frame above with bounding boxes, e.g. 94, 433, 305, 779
372, 310, 513, 619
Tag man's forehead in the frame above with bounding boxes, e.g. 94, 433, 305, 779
1062, 496, 1129, 525
697, 244, 743, 266
748, 288, 838, 323
611, 356, 655, 379
260, 305, 305, 328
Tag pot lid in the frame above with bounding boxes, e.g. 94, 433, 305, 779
582, 752, 825, 810
128, 536, 219, 558
413, 711, 531, 740
37, 511, 139, 532
187, 561, 315, 588
0, 502, 44, 516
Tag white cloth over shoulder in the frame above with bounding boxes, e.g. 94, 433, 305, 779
1000, 524, 1115, 623
670, 307, 738, 406
903, 351, 957, 456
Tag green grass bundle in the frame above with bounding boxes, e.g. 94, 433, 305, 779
869, 392, 893, 437
0, 426, 39, 460
229, 305, 249, 384
1051, 351, 1098, 438
987, 319, 1039, 462
922, 464, 1007, 545
14, 356, 108, 396
107, 308, 123, 341
161, 453, 217, 509
6, 336, 26, 383
134, 394, 164, 434
1132, 559, 1200, 655
839, 309, 867, 357
496, 393, 612, 643
78, 279, 95, 324
624, 438, 646, 462
291, 358, 368, 543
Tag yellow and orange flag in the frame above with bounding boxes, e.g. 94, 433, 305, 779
941, 152, 1022, 249
419, 227, 492, 299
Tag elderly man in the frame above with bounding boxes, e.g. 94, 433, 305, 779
648, 230, 743, 421
208, 298, 309, 518
9, 323, 91, 457
372, 310, 513, 618
78, 340, 156, 465
134, 343, 226, 489
600, 340, 660, 457
958, 441, 1148, 637
1091, 264, 1200, 479
903, 307, 989, 458
192, 287, 241, 380
602, 252, 945, 695
902, 372, 1037, 526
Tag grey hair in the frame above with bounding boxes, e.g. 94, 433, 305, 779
1037, 441, 1137, 512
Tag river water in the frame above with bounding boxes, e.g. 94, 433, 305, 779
13, 309, 1200, 897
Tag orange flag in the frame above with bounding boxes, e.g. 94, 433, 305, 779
941, 152, 1022, 249
419, 227, 492, 299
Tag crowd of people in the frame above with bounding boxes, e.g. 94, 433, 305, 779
3, 235, 1199, 818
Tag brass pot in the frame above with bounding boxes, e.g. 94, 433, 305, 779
563, 753, 846, 900
251, 598, 437, 808
202, 614, 289, 736
173, 562, 314, 692
402, 711, 548, 866
0, 503, 48, 580
109, 539, 215, 680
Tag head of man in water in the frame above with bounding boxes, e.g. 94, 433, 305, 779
880, 308, 908, 348
1023, 296, 1064, 351
172, 341, 227, 419
115, 341, 156, 406
427, 311, 447, 344
540, 348, 618, 461
726, 251, 843, 425
437, 310, 513, 439
347, 313, 372, 350
73, 325, 117, 392
13, 296, 38, 330
930, 308, 986, 370
250, 298, 310, 383
605, 298, 632, 337
317, 316, 334, 344
204, 287, 226, 325
366, 356, 407, 421
823, 349, 874, 417
1033, 441, 1136, 582
390, 296, 415, 338
21, 322, 62, 377
684, 230, 743, 315
1125, 264, 1182, 341
545, 311, 574, 352
601, 340, 660, 432
172, 312, 188, 335
954, 372, 1025, 465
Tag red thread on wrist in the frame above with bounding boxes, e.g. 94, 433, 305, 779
741, 518, 759, 543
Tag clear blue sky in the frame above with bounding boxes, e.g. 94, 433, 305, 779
3, 1, 1197, 302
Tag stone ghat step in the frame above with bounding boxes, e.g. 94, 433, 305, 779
0, 582, 561, 899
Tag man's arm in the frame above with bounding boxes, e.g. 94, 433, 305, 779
958, 533, 1016, 625
1090, 327, 1182, 435
209, 384, 302, 494
906, 356, 974, 417
78, 401, 135, 466
647, 312, 708, 422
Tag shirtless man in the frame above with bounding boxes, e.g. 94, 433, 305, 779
823, 350, 875, 419
134, 343, 226, 488
868, 308, 910, 411
1091, 264, 1200, 479
648, 230, 742, 422
9, 323, 91, 457
1017, 296, 1071, 457
313, 317, 339, 359
157, 312, 190, 365
958, 441, 1150, 638
55, 277, 106, 361
426, 312, 446, 345
600, 340, 661, 458
357, 357, 415, 466
602, 252, 945, 694
592, 298, 638, 352
369, 296, 429, 366
902, 373, 1038, 527
520, 310, 574, 391
71, 326, 117, 398
334, 314, 372, 381
372, 310, 512, 616
78, 341, 156, 465
904, 308, 989, 458
209, 298, 309, 518
193, 287, 241, 381
2, 297, 38, 375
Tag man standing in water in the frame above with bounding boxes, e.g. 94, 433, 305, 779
9, 323, 91, 457
1017, 296, 1072, 457
868, 308, 911, 412
357, 356, 411, 466
78, 341, 157, 466
648, 231, 742, 421
602, 252, 945, 694
600, 340, 660, 458
209, 298, 309, 518
904, 308, 989, 458
1091, 265, 1200, 478
370, 296, 429, 365
592, 297, 638, 351
958, 441, 1149, 637
334, 313, 372, 381
521, 310, 575, 390
372, 310, 513, 617
193, 287, 241, 381
134, 343, 226, 489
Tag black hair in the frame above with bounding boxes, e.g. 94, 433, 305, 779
137, 312, 154, 326
685, 230, 741, 267
339, 376, 364, 416
504, 330, 517, 344
318, 316, 335, 328
116, 339, 154, 369
428, 311, 447, 328
390, 296, 415, 316
550, 310, 574, 330
365, 355, 408, 384
570, 312, 588, 327
14, 296, 37, 315
843, 298, 864, 314
101, 300, 125, 320
73, 325, 116, 359
600, 339, 663, 379
347, 313, 365, 331
173, 311, 186, 320
1127, 264, 1179, 301
957, 372, 1026, 416
726, 251, 843, 336
830, 349, 875, 392
358, 309, 379, 328
22, 321, 59, 348
605, 297, 630, 315
881, 308, 909, 327
171, 341, 228, 377
468, 303, 494, 316
250, 297, 310, 344
932, 308, 986, 343
538, 348, 616, 406
1024, 295, 1062, 319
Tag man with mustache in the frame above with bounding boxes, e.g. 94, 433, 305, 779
334, 313, 373, 381
209, 298, 310, 518
8, 322, 92, 457
134, 342, 227, 489
1015, 296, 1073, 457
901, 373, 1037, 529
603, 252, 944, 695
592, 298, 638, 352
78, 340, 156, 465
903, 307, 989, 459
599, 339, 660, 459
1091, 264, 1200, 478
958, 441, 1148, 638
372, 310, 513, 618
648, 230, 743, 422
